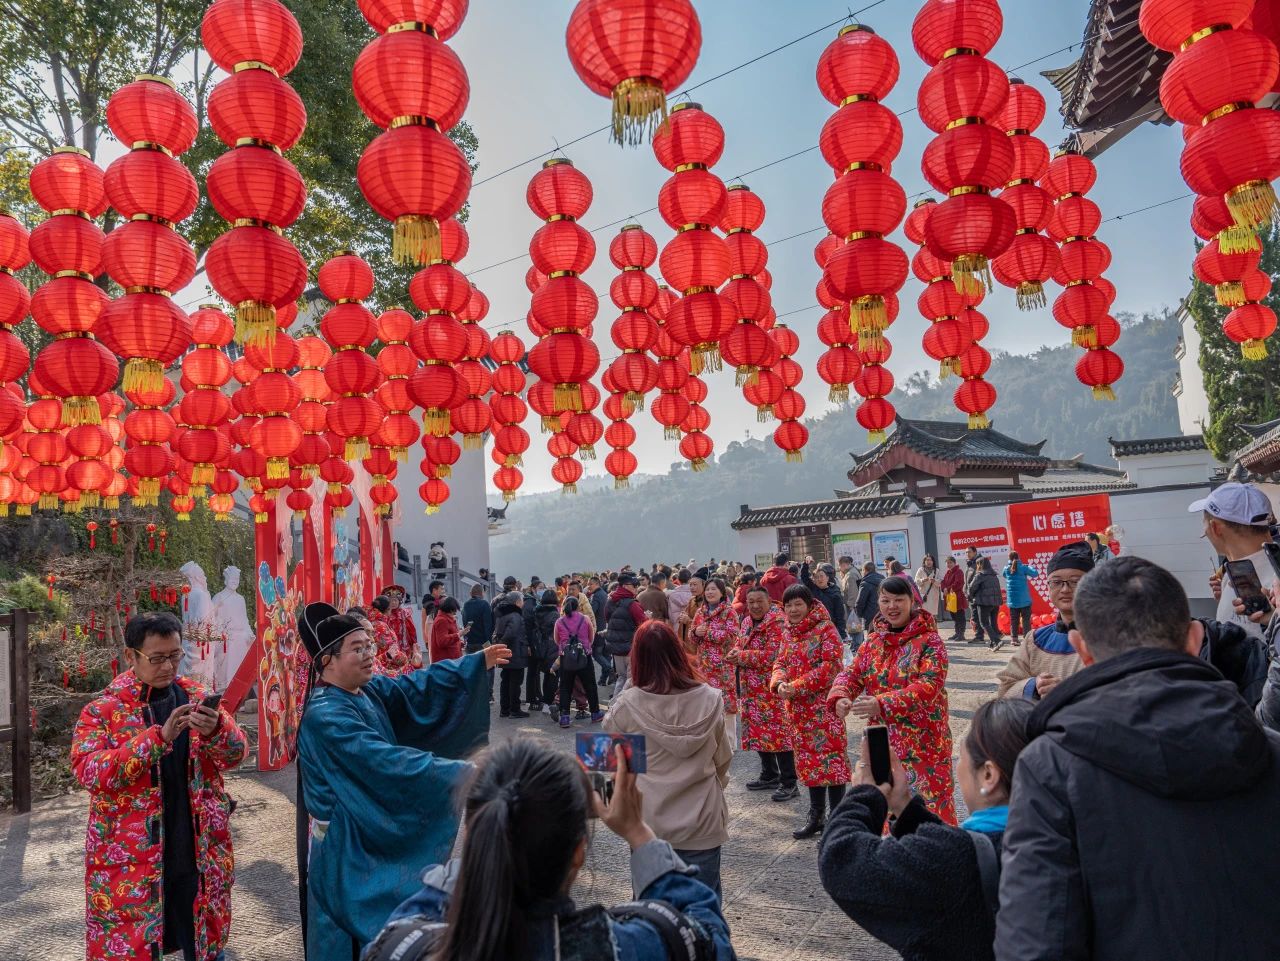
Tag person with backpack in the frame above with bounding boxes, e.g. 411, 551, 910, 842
365, 738, 735, 961
817, 698, 1034, 961
553, 597, 604, 728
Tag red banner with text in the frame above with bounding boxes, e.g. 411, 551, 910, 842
1006, 494, 1112, 615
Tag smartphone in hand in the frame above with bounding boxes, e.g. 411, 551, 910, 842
1225, 559, 1274, 617
200, 693, 224, 713
575, 732, 648, 774
866, 724, 893, 786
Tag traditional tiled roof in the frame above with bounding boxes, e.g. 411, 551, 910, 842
1023, 459, 1135, 495
1044, 0, 1173, 156
1240, 419, 1280, 440
1108, 435, 1206, 457
849, 417, 1048, 488
1235, 420, 1280, 476
731, 495, 913, 531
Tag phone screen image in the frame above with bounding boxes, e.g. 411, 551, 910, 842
1226, 560, 1273, 616
866, 724, 893, 786
1263, 543, 1280, 584
575, 732, 648, 774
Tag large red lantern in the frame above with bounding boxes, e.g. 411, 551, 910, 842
565, 0, 702, 145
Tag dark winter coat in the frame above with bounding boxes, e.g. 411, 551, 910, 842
531, 601, 561, 662
461, 597, 494, 652
603, 587, 645, 657
997, 648, 1280, 961
820, 786, 999, 961
493, 602, 529, 670
966, 569, 1002, 608
1258, 612, 1280, 735
589, 586, 609, 632
854, 571, 885, 625
801, 564, 847, 639
521, 591, 539, 642
940, 566, 967, 613
1198, 617, 1268, 707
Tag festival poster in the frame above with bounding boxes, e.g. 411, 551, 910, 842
872, 530, 910, 568
255, 561, 304, 771
832, 532, 873, 570
949, 526, 1011, 568
1006, 494, 1113, 615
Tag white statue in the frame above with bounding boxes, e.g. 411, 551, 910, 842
180, 561, 222, 691
213, 566, 255, 691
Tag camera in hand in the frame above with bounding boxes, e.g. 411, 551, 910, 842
866, 724, 893, 786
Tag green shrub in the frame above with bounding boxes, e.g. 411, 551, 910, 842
0, 575, 70, 623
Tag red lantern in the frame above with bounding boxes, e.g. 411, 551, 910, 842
955, 377, 997, 428
1075, 348, 1124, 401
1223, 303, 1277, 360
566, 0, 702, 145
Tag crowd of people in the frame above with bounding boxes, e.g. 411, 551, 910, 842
66, 481, 1280, 961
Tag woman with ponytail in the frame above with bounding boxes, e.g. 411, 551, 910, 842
364, 738, 736, 961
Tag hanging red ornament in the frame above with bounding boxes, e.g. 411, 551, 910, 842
86, 520, 98, 550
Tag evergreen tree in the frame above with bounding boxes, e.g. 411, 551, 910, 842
1189, 221, 1280, 460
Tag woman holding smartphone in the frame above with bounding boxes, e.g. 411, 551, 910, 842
818, 698, 1033, 961
828, 576, 956, 824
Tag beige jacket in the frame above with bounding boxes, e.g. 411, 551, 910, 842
604, 683, 731, 850
995, 623, 1086, 699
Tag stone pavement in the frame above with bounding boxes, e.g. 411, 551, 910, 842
1, 635, 1009, 961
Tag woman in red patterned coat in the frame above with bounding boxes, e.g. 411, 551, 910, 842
358, 600, 411, 678
71, 612, 247, 961
689, 577, 741, 719
727, 585, 797, 801
827, 574, 956, 825
770, 583, 851, 840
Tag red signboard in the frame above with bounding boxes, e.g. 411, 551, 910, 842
949, 526, 1011, 569
1006, 494, 1113, 615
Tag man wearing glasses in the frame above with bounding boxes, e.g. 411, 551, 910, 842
71, 611, 247, 961
996, 543, 1093, 700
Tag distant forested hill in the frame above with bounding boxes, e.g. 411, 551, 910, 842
490, 311, 1181, 575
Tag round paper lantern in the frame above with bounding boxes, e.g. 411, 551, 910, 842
202, 0, 304, 75
566, 0, 702, 145
1075, 348, 1124, 400
817, 24, 899, 105
1223, 303, 1277, 359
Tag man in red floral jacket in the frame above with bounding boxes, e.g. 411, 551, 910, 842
71, 611, 247, 961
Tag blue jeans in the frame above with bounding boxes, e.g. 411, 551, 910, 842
674, 846, 722, 902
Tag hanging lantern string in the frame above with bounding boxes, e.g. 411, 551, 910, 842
470, 1, 891, 191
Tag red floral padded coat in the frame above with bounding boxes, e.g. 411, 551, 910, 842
71, 670, 247, 961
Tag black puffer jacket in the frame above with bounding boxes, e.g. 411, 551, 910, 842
820, 787, 999, 961
492, 601, 529, 670
997, 648, 1280, 961
1198, 617, 1269, 707
801, 564, 847, 639
531, 594, 561, 662
966, 569, 1001, 607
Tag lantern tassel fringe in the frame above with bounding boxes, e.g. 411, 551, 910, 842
16, 504, 32, 516
122, 358, 165, 396
1072, 326, 1098, 349
393, 214, 441, 267
850, 296, 887, 334
691, 345, 723, 376
690, 458, 708, 472
624, 391, 646, 412
1215, 281, 1246, 308
541, 415, 560, 434
234, 302, 276, 347
266, 457, 289, 480
967, 412, 991, 430
951, 255, 993, 297
1227, 180, 1279, 232
436, 464, 452, 478
866, 429, 886, 444
503, 453, 522, 467
80, 492, 100, 510
578, 444, 596, 461
1091, 385, 1117, 401
561, 482, 578, 495
663, 425, 682, 440
192, 463, 215, 485
735, 366, 759, 388
613, 476, 630, 490
1015, 282, 1047, 311
1241, 339, 1269, 361
611, 79, 668, 147
463, 433, 484, 451
423, 409, 451, 437
554, 384, 585, 411
61, 396, 101, 426
756, 405, 774, 423
1218, 224, 1261, 255
344, 437, 370, 461
828, 384, 850, 405
502, 490, 517, 503
785, 449, 804, 464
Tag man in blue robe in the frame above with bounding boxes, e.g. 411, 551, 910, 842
296, 602, 510, 960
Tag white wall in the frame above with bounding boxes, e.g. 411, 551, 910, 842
392, 445, 491, 580
932, 503, 1010, 562
1119, 449, 1219, 488
1176, 305, 1211, 436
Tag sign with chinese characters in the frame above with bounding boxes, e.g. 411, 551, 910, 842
872, 530, 910, 569
949, 526, 1011, 568
777, 524, 832, 565
832, 532, 873, 571
1007, 494, 1113, 614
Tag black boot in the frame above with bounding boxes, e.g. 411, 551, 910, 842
793, 787, 826, 839
771, 783, 799, 802
747, 751, 780, 791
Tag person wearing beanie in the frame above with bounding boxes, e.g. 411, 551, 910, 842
996, 543, 1093, 700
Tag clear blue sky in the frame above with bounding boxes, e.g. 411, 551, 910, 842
447, 1, 1195, 494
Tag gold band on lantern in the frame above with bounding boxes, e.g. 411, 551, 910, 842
235, 137, 283, 155
622, 265, 643, 272
1015, 227, 1038, 236
621, 306, 644, 312
684, 285, 715, 295
1056, 192, 1082, 202
49, 209, 90, 220
52, 146, 89, 157
547, 269, 578, 279
942, 47, 979, 59
840, 93, 877, 106
914, 198, 937, 209
948, 186, 989, 197
390, 115, 440, 130
0, 266, 11, 276
726, 227, 750, 235
130, 212, 176, 228
1203, 102, 1252, 125
945, 117, 984, 130
234, 61, 279, 76
846, 231, 882, 241
670, 101, 702, 114
543, 157, 575, 168
131, 141, 173, 156
1007, 178, 1035, 187
1061, 235, 1095, 244
929, 275, 950, 285
54, 270, 94, 281
134, 74, 177, 89
335, 297, 363, 305
232, 217, 283, 235
846, 161, 883, 172
677, 223, 711, 233
674, 162, 708, 173
387, 20, 438, 36
1065, 279, 1091, 288
1180, 23, 1231, 51
124, 286, 174, 297
1007, 129, 1030, 137
839, 23, 875, 37
424, 308, 453, 315
546, 214, 577, 222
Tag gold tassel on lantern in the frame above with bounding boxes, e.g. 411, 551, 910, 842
254, 510, 268, 524
190, 485, 207, 499
16, 503, 32, 516
579, 444, 597, 461
756, 405, 773, 423
138, 477, 161, 504
624, 391, 645, 412
950, 255, 993, 297
234, 301, 276, 347
1092, 384, 1117, 401
829, 384, 850, 404
332, 506, 347, 518
344, 436, 370, 460
293, 509, 306, 521
967, 412, 991, 429
62, 498, 82, 514
191, 463, 215, 485
1226, 179, 1279, 231
850, 295, 887, 331
177, 510, 191, 521
327, 481, 342, 495
435, 464, 452, 479
102, 496, 119, 510
393, 214, 441, 266
423, 409, 452, 438
867, 429, 886, 444
0, 504, 7, 517
264, 488, 280, 501
503, 490, 517, 503
1242, 339, 1269, 361
785, 449, 804, 464
735, 366, 759, 388
691, 345, 723, 375
611, 77, 668, 147
554, 383, 584, 411
1072, 326, 1098, 349
561, 482, 579, 495
1218, 223, 1261, 255
80, 491, 100, 510
1015, 282, 1047, 311
122, 358, 165, 395
504, 453, 522, 467
392, 447, 408, 463
857, 327, 886, 353
664, 425, 682, 441
463, 433, 484, 451
541, 415, 560, 434
614, 476, 630, 490
1215, 281, 1246, 307
61, 396, 101, 426
267, 457, 289, 480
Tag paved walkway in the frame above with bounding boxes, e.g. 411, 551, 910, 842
1, 635, 1009, 961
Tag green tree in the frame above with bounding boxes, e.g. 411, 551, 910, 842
1188, 221, 1280, 460
0, 0, 477, 307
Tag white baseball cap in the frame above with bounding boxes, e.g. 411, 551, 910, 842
1188, 483, 1275, 527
